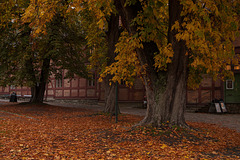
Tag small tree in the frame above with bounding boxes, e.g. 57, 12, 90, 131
20, 0, 123, 110
0, 0, 88, 103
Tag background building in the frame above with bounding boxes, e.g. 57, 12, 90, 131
1, 35, 240, 113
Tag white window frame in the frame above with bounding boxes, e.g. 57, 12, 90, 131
56, 78, 63, 88
88, 73, 95, 87
10, 85, 15, 89
226, 80, 234, 89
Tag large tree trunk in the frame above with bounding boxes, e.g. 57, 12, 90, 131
30, 58, 50, 103
103, 75, 120, 114
104, 11, 120, 114
116, 0, 188, 127
164, 0, 188, 126
140, 41, 188, 127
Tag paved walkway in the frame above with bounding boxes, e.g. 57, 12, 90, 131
1, 100, 239, 132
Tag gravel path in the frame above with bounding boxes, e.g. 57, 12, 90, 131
47, 102, 240, 132
1, 100, 239, 132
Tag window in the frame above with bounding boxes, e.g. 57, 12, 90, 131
226, 80, 234, 89
56, 78, 63, 88
234, 65, 240, 70
226, 65, 231, 71
10, 85, 15, 89
88, 73, 95, 87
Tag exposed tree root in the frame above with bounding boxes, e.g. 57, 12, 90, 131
133, 117, 190, 131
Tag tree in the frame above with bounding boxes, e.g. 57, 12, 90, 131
80, 1, 122, 114
54, 0, 122, 114
20, 0, 122, 111
103, 13, 121, 114
102, 0, 239, 127
28, 12, 88, 103
0, 0, 33, 87
13, 0, 240, 127
0, 0, 88, 103
88, 1, 120, 114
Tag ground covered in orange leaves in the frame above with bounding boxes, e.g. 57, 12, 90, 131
0, 102, 239, 159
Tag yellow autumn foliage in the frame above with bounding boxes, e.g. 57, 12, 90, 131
18, 0, 240, 88
97, 0, 239, 87
100, 30, 144, 87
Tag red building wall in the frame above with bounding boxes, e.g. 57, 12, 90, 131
2, 34, 240, 103
0, 73, 224, 105
187, 75, 224, 105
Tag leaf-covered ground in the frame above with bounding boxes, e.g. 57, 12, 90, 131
0, 102, 239, 159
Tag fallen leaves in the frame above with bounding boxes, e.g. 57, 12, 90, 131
0, 103, 239, 159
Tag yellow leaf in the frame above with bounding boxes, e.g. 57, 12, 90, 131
160, 144, 168, 149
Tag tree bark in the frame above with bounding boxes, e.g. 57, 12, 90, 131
104, 9, 120, 114
30, 58, 50, 103
116, 0, 188, 127
103, 75, 120, 114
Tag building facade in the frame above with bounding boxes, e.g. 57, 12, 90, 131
0, 35, 240, 112
0, 71, 230, 104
